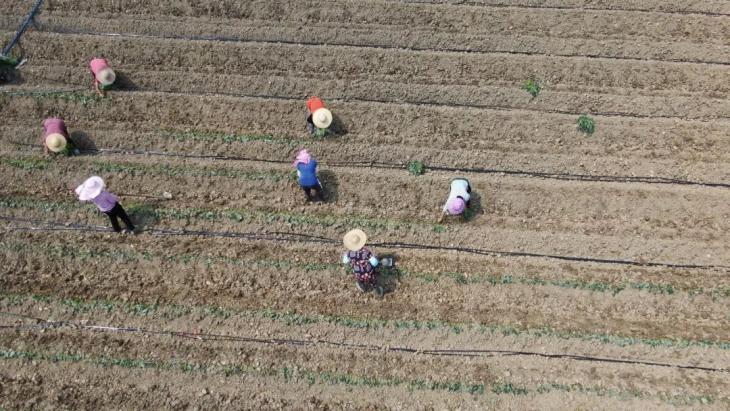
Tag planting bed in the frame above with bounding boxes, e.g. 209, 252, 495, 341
1, 0, 729, 409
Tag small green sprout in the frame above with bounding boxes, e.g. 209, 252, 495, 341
313, 127, 327, 138
577, 115, 595, 135
407, 160, 425, 176
521, 79, 541, 98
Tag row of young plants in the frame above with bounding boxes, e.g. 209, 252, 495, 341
4, 238, 727, 299
0, 195, 448, 232
0, 347, 719, 406
0, 89, 107, 106
2, 287, 729, 351
0, 347, 484, 396
0, 155, 292, 181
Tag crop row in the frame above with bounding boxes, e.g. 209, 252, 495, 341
0, 345, 721, 405
0, 347, 486, 396
2, 292, 728, 351
0, 195, 447, 233
4, 238, 726, 299
0, 155, 293, 181
0, 89, 107, 106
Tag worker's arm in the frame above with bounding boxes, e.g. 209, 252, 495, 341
438, 210, 447, 223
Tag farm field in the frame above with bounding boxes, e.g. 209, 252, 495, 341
1, 0, 729, 409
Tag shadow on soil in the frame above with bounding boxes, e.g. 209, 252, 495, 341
69, 130, 98, 152
112, 71, 138, 91
328, 114, 348, 136
0, 65, 22, 85
318, 170, 339, 203
378, 253, 401, 296
126, 202, 164, 231
463, 191, 485, 222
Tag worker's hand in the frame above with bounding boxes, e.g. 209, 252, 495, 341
437, 212, 445, 223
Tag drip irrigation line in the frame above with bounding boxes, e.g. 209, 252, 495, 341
5, 72, 728, 124
7, 140, 730, 189
28, 23, 730, 69
1, 312, 727, 374
1, 0, 44, 56
1, 215, 726, 271
395, 0, 730, 18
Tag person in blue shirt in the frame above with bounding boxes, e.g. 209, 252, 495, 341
293, 149, 325, 201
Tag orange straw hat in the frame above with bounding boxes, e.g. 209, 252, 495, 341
343, 229, 367, 251
45, 133, 67, 153
97, 67, 116, 86
312, 108, 332, 129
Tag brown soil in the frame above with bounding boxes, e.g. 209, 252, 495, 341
1, 0, 728, 409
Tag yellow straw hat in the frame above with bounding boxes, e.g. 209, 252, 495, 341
97, 67, 116, 86
343, 229, 367, 251
312, 108, 332, 129
45, 133, 67, 153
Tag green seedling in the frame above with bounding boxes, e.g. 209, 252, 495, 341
313, 127, 328, 138
521, 79, 541, 98
577, 115, 595, 135
407, 160, 425, 176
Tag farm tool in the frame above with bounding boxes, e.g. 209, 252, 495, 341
1, 0, 44, 70
120, 192, 174, 200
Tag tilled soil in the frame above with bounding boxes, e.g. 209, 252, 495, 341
1, 0, 728, 409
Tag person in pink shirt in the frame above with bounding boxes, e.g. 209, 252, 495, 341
89, 57, 116, 96
40, 117, 76, 155
75, 176, 135, 233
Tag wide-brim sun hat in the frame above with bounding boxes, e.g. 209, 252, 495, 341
97, 67, 116, 86
447, 197, 466, 215
343, 229, 367, 251
45, 133, 67, 153
312, 108, 332, 129
75, 176, 105, 201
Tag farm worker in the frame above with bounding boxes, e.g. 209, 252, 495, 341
341, 229, 384, 296
438, 178, 472, 223
306, 96, 333, 136
293, 149, 325, 202
40, 117, 76, 155
89, 57, 116, 96
75, 176, 135, 234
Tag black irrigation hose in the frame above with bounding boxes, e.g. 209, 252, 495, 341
1, 215, 727, 271
1, 313, 727, 374
29, 23, 730, 70
7, 140, 730, 189
396, 0, 730, 18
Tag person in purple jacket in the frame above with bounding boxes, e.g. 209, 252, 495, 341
293, 149, 325, 201
75, 176, 135, 233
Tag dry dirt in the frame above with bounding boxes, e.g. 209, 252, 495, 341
1, 0, 729, 409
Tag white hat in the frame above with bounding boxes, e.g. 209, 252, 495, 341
75, 176, 105, 201
312, 108, 332, 129
343, 229, 367, 251
45, 133, 67, 153
96, 67, 116, 86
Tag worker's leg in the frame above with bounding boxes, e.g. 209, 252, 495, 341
115, 203, 136, 231
302, 186, 313, 201
105, 210, 122, 232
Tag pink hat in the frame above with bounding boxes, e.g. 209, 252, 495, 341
293, 149, 311, 166
447, 197, 466, 215
75, 176, 105, 201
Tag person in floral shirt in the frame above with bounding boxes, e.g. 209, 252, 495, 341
341, 229, 384, 297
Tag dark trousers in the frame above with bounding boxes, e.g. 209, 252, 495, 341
104, 202, 134, 232
301, 183, 324, 201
